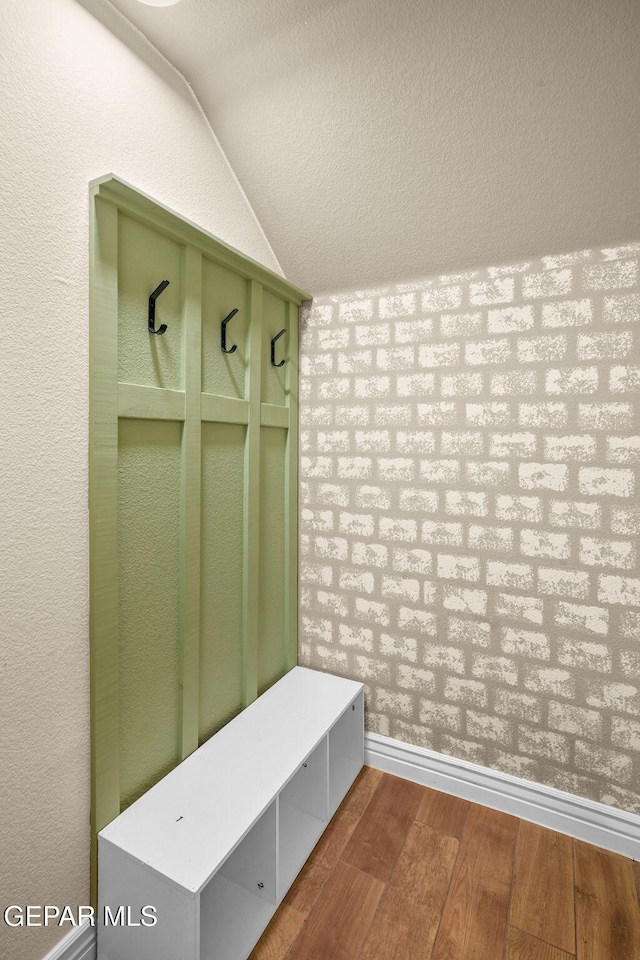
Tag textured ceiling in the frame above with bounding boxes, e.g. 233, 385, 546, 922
105, 0, 640, 294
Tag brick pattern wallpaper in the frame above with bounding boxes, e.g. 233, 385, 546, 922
298, 243, 640, 815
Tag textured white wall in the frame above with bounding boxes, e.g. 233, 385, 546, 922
0, 2, 279, 958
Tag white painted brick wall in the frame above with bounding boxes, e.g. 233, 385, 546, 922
494, 689, 542, 722
466, 402, 511, 426
471, 278, 515, 305
496, 494, 542, 523
610, 365, 640, 392
496, 592, 544, 624
579, 467, 635, 498
548, 702, 602, 741
487, 561, 533, 590
299, 242, 640, 815
443, 586, 488, 615
488, 305, 533, 333
518, 724, 570, 763
520, 529, 571, 560
519, 402, 568, 428
445, 490, 488, 517
555, 601, 609, 635
607, 436, 640, 464
603, 292, 640, 323
548, 500, 601, 529
448, 617, 491, 647
543, 435, 596, 462
611, 506, 640, 536
421, 520, 464, 546
518, 335, 567, 363
546, 366, 599, 395
440, 311, 483, 337
437, 553, 482, 581
578, 402, 634, 430
542, 299, 592, 328
558, 638, 611, 672
492, 370, 538, 395
501, 627, 550, 660
491, 433, 537, 458
522, 269, 572, 299
519, 462, 568, 491
537, 567, 590, 599
579, 537, 636, 570
469, 526, 514, 554
467, 461, 511, 486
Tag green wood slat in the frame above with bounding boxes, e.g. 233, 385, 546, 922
180, 246, 202, 760
89, 195, 120, 905
201, 393, 250, 425
258, 428, 287, 692
117, 382, 185, 420
260, 403, 290, 429
284, 301, 299, 671
91, 175, 311, 305
242, 281, 263, 706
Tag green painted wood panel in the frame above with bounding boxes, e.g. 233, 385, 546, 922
261, 289, 288, 406
258, 426, 287, 694
200, 422, 246, 743
202, 257, 249, 399
118, 213, 183, 389
242, 281, 263, 706
90, 175, 309, 905
117, 419, 183, 809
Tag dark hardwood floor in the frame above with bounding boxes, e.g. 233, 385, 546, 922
249, 767, 640, 960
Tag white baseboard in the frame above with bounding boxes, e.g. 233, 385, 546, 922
41, 922, 96, 960
365, 731, 640, 860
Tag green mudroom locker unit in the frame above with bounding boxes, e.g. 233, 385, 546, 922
88, 175, 310, 901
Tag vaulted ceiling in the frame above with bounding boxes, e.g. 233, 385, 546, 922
106, 0, 639, 294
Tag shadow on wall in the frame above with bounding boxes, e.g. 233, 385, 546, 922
74, 0, 190, 101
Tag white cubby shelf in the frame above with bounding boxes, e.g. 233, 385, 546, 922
98, 667, 364, 960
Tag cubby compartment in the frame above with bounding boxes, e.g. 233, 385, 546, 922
329, 691, 364, 817
218, 799, 277, 902
201, 802, 277, 960
278, 737, 328, 897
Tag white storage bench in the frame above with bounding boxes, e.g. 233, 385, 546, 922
98, 667, 364, 960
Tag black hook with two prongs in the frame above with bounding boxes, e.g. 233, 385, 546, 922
221, 309, 238, 354
148, 280, 170, 335
271, 328, 286, 367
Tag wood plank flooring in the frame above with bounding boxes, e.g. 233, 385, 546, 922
249, 768, 640, 960
510, 821, 575, 954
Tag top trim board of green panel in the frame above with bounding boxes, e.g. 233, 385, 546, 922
90, 175, 311, 305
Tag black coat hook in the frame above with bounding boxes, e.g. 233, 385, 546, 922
221, 309, 238, 354
148, 280, 170, 335
271, 328, 286, 367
